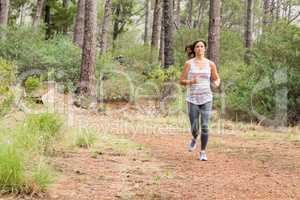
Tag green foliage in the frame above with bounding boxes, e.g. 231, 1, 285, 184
0, 58, 15, 117
97, 49, 146, 102
0, 27, 81, 92
14, 113, 63, 153
253, 22, 300, 124
0, 58, 15, 94
111, 0, 141, 40
30, 160, 54, 192
46, 0, 77, 34
24, 75, 41, 94
220, 30, 244, 65
147, 64, 181, 84
0, 139, 24, 192
0, 112, 62, 193
221, 0, 244, 30
220, 22, 300, 124
174, 27, 244, 66
23, 113, 63, 151
219, 61, 256, 120
75, 128, 98, 148
113, 41, 152, 71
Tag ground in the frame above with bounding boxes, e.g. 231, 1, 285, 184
1, 93, 299, 200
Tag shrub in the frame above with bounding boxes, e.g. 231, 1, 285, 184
253, 21, 300, 125
0, 27, 81, 92
219, 22, 300, 125
75, 128, 98, 148
29, 160, 54, 192
23, 113, 63, 152
24, 75, 41, 94
97, 53, 145, 102
0, 139, 25, 192
218, 61, 256, 120
0, 58, 15, 117
0, 112, 62, 193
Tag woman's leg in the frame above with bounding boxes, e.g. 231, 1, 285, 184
188, 102, 200, 139
199, 101, 212, 151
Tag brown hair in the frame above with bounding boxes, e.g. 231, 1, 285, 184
185, 39, 207, 59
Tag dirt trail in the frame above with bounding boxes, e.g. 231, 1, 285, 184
130, 133, 300, 199
1, 91, 299, 200
47, 102, 300, 200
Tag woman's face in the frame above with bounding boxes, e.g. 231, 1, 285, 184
194, 41, 206, 55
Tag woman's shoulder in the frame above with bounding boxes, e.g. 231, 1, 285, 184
185, 58, 195, 65
205, 58, 216, 67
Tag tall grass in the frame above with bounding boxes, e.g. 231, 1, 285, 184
75, 128, 98, 148
22, 113, 63, 153
0, 112, 62, 193
0, 139, 25, 192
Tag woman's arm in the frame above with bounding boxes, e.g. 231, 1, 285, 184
180, 62, 196, 86
210, 61, 221, 88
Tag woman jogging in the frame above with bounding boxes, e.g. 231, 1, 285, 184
180, 40, 220, 161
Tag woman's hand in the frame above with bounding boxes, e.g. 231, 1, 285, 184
210, 61, 221, 88
211, 79, 220, 88
190, 77, 198, 85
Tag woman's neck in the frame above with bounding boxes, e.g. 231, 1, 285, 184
194, 54, 205, 61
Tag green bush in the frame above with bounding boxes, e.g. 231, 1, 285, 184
113, 44, 152, 72
254, 22, 300, 125
220, 30, 244, 65
219, 22, 300, 125
0, 112, 62, 193
75, 128, 98, 148
219, 61, 256, 120
24, 76, 41, 94
0, 58, 15, 117
0, 27, 81, 92
23, 113, 63, 151
29, 160, 54, 192
0, 139, 25, 192
97, 52, 146, 102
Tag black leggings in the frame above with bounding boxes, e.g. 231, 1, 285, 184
188, 101, 212, 150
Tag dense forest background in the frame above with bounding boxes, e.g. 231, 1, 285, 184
0, 0, 299, 125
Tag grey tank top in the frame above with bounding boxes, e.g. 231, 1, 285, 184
186, 58, 213, 105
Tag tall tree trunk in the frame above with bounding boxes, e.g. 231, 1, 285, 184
74, 0, 85, 47
44, 4, 51, 39
32, 0, 45, 31
19, 6, 24, 25
244, 0, 253, 64
270, 0, 276, 21
175, 0, 180, 28
144, 0, 151, 44
112, 3, 121, 41
207, 0, 221, 67
79, 0, 98, 97
100, 0, 112, 54
186, 0, 193, 28
151, 0, 162, 62
0, 0, 9, 27
282, 0, 288, 18
263, 0, 271, 27
287, 1, 292, 21
196, 0, 206, 29
163, 0, 174, 68
62, 0, 69, 34
159, 4, 165, 65
276, 0, 281, 20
